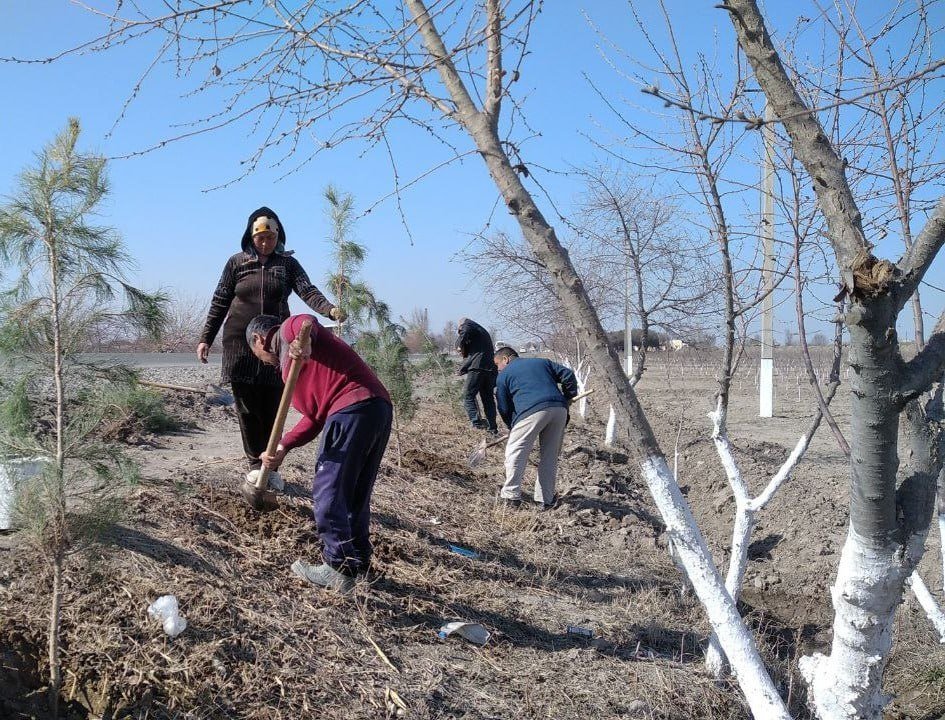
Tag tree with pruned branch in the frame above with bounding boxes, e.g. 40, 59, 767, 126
719, 2, 945, 717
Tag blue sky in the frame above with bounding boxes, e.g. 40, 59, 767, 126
2, 2, 944, 345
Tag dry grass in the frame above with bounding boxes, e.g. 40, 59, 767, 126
0, 402, 755, 720
1, 395, 943, 719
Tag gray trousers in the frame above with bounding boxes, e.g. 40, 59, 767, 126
501, 406, 568, 503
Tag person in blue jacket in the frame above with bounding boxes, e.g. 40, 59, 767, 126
494, 347, 577, 508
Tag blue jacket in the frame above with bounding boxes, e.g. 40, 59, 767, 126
496, 357, 578, 429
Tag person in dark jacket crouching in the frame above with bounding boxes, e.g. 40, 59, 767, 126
494, 347, 577, 509
250, 313, 391, 594
456, 317, 498, 434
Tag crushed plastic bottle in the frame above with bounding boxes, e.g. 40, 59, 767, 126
147, 595, 187, 638
437, 621, 490, 645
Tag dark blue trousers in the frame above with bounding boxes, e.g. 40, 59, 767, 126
462, 370, 497, 432
313, 398, 392, 574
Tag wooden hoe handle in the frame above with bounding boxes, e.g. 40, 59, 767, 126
254, 321, 312, 491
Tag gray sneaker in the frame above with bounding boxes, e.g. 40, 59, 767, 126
291, 559, 355, 594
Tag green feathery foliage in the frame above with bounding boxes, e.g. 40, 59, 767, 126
358, 323, 416, 422
0, 118, 169, 714
357, 321, 415, 466
324, 185, 390, 339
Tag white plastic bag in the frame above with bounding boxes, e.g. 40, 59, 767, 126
0, 457, 48, 531
148, 595, 187, 638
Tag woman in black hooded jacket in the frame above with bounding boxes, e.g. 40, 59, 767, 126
197, 207, 344, 475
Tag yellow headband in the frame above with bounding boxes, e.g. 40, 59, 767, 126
252, 216, 279, 236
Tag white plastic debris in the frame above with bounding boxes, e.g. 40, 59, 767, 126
148, 595, 187, 638
437, 621, 490, 645
0, 457, 48, 531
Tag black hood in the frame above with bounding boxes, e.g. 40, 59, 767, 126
242, 206, 287, 255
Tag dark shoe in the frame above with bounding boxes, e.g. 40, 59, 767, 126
291, 560, 355, 594
486, 427, 499, 436
536, 493, 560, 511
472, 419, 488, 430
498, 497, 522, 509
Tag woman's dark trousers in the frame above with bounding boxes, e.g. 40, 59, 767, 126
231, 381, 282, 470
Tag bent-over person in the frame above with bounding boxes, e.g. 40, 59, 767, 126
456, 317, 498, 434
248, 313, 391, 594
494, 347, 577, 509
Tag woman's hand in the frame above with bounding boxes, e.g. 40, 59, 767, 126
329, 306, 347, 322
196, 342, 210, 364
260, 446, 287, 471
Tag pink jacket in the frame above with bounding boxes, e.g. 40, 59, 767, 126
279, 314, 391, 450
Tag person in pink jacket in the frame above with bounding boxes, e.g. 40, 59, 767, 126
247, 313, 392, 594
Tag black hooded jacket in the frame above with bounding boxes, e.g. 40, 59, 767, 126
456, 319, 497, 375
200, 206, 335, 386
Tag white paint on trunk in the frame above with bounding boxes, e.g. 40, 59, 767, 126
706, 402, 811, 677
800, 528, 927, 719
562, 355, 591, 420
908, 571, 945, 643
640, 455, 791, 719
760, 357, 774, 418
605, 405, 617, 447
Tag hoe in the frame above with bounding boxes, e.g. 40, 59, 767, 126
240, 321, 312, 511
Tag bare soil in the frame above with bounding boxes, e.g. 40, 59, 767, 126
1, 358, 944, 719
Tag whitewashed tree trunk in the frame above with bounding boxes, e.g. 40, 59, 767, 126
799, 528, 929, 719
908, 571, 945, 642
562, 355, 592, 420
790, 325, 939, 720
639, 455, 791, 717
605, 405, 617, 447
909, 470, 945, 642
705, 398, 814, 677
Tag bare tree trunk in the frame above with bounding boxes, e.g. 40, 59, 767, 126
394, 410, 402, 469
48, 550, 63, 718
913, 291, 926, 351
47, 240, 67, 718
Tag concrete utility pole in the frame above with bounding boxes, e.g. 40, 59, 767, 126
625, 239, 633, 377
760, 102, 776, 418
